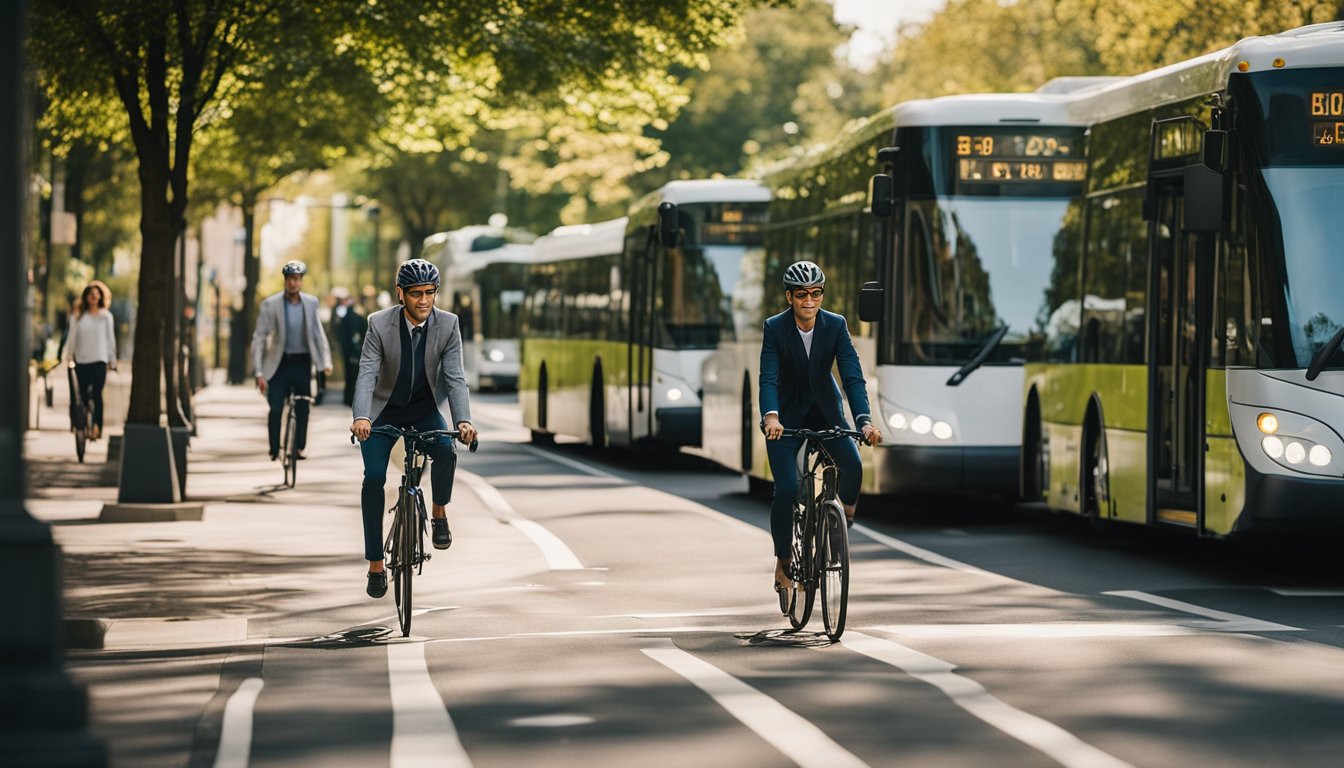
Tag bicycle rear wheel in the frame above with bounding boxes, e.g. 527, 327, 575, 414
73, 402, 88, 463
282, 403, 297, 487
787, 503, 816, 630
392, 495, 417, 637
819, 499, 849, 641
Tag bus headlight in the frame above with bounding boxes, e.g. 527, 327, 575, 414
1262, 436, 1284, 459
911, 415, 932, 434
1285, 441, 1307, 465
932, 421, 953, 440
1257, 412, 1279, 434
487, 348, 506, 362
1310, 445, 1333, 467
666, 387, 683, 402
888, 413, 908, 430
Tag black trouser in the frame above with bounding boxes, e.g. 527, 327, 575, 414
359, 410, 457, 561
73, 362, 107, 429
267, 354, 312, 456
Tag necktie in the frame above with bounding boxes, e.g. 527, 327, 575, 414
411, 326, 424, 385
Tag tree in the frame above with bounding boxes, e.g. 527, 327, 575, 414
30, 0, 777, 429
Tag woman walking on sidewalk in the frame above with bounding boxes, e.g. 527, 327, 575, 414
63, 281, 117, 440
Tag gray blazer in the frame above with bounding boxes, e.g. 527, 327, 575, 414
352, 306, 472, 426
251, 291, 334, 380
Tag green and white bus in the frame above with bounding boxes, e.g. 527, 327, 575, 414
701, 86, 1104, 495
519, 179, 770, 448
441, 243, 533, 391
1024, 23, 1344, 534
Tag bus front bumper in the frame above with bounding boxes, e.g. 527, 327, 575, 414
1235, 465, 1344, 532
874, 444, 1019, 495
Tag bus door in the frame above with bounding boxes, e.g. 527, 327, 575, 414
627, 228, 659, 443
1145, 117, 1220, 531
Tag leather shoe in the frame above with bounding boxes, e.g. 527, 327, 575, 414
366, 570, 387, 598
296, 451, 307, 460
431, 517, 452, 550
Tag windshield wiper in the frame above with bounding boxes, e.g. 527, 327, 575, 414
946, 325, 1009, 386
1305, 325, 1344, 381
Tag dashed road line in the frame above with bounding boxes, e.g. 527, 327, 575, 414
842, 632, 1134, 768
851, 523, 1006, 578
388, 643, 472, 768
212, 677, 263, 768
642, 645, 870, 768
870, 623, 1199, 639
1103, 590, 1299, 632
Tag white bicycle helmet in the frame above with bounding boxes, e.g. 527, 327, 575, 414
281, 260, 308, 276
783, 260, 825, 288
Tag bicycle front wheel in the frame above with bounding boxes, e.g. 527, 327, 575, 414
787, 503, 816, 630
819, 500, 849, 641
73, 402, 88, 463
282, 405, 297, 487
392, 496, 416, 637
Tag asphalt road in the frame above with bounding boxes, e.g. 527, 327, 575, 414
34, 387, 1344, 768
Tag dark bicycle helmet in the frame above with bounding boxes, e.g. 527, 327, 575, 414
281, 260, 308, 276
782, 260, 825, 288
396, 258, 440, 288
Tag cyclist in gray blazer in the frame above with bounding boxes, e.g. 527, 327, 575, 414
350, 258, 477, 598
251, 260, 333, 460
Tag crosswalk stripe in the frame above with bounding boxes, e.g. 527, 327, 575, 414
842, 632, 1133, 768
643, 646, 869, 768
388, 643, 472, 768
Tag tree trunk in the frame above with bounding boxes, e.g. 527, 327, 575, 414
125, 158, 176, 425
227, 196, 259, 384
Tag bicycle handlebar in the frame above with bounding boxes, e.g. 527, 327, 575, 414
779, 426, 870, 446
350, 425, 479, 453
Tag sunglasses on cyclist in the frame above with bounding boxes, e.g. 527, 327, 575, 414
790, 288, 824, 301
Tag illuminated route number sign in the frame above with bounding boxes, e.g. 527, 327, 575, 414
955, 133, 1085, 182
1311, 91, 1344, 147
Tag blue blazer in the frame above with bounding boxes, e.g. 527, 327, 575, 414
759, 308, 871, 430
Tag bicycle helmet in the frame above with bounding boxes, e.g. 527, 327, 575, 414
396, 258, 440, 288
281, 260, 308, 276
782, 260, 825, 288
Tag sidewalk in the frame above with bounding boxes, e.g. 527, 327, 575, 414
25, 377, 380, 650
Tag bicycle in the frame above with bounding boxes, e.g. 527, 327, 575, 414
777, 426, 866, 641
351, 425, 478, 637
279, 393, 314, 488
67, 364, 92, 463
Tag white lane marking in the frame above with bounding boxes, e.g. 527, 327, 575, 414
213, 677, 263, 768
842, 632, 1133, 768
457, 470, 586, 570
851, 523, 1005, 578
427, 626, 753, 644
1269, 589, 1344, 596
871, 623, 1199, 639
642, 647, 870, 768
1103, 591, 1299, 632
521, 445, 622, 480
509, 519, 586, 570
510, 714, 595, 728
591, 610, 756, 619
388, 643, 473, 768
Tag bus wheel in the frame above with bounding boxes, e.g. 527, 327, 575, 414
1082, 416, 1111, 530
590, 363, 606, 448
1021, 392, 1047, 501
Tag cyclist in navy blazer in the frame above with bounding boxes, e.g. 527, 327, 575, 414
760, 261, 881, 596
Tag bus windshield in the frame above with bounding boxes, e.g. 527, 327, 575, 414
661, 244, 746, 348
902, 196, 1069, 365
1261, 166, 1344, 367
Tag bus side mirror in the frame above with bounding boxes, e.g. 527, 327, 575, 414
859, 281, 884, 323
868, 174, 894, 219
1184, 164, 1225, 232
657, 202, 680, 248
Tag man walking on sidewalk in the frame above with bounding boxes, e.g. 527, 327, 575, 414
252, 260, 333, 461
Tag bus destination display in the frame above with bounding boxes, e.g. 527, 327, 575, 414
954, 134, 1086, 183
1310, 91, 1344, 147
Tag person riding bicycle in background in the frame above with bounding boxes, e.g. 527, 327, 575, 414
251, 260, 333, 462
760, 260, 882, 596
63, 281, 117, 441
350, 258, 477, 599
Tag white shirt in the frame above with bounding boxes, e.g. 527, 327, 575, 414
797, 325, 814, 358
65, 311, 117, 365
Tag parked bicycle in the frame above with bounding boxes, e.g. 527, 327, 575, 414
280, 393, 314, 488
68, 364, 92, 463
778, 427, 867, 641
351, 425, 477, 637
